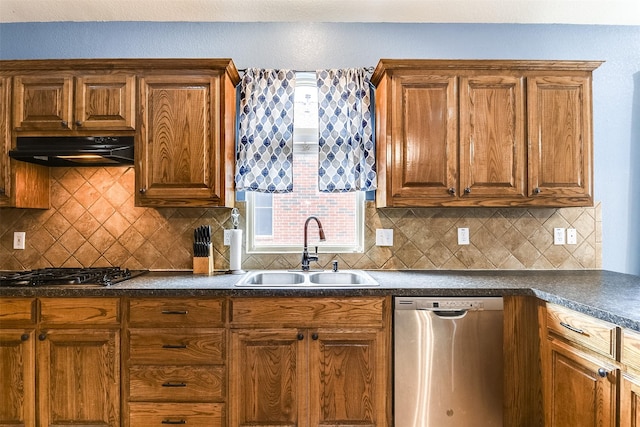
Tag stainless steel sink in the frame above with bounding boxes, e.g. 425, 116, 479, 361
235, 270, 378, 287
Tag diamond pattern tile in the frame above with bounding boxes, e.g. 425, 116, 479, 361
0, 166, 601, 271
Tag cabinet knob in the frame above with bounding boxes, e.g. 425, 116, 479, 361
38, 333, 47, 341
597, 368, 607, 378
448, 188, 456, 195
21, 333, 30, 341
534, 187, 542, 194
60, 121, 68, 128
75, 120, 82, 127
464, 187, 471, 195
312, 333, 319, 340
297, 333, 304, 340
139, 188, 146, 194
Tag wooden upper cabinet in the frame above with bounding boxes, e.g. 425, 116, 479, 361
136, 61, 239, 207
372, 59, 601, 207
460, 74, 526, 201
13, 72, 135, 131
0, 76, 10, 205
528, 74, 593, 205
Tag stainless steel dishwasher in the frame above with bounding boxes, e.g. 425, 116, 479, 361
394, 296, 504, 427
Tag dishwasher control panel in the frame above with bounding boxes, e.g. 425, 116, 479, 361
395, 296, 503, 311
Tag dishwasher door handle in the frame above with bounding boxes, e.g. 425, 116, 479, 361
418, 308, 469, 318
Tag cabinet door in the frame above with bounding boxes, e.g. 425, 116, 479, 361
13, 74, 73, 130
528, 75, 593, 205
37, 329, 120, 427
621, 374, 640, 427
75, 74, 135, 130
0, 76, 9, 205
388, 73, 458, 205
459, 75, 526, 200
230, 329, 306, 427
137, 74, 224, 207
546, 338, 617, 427
309, 329, 387, 427
0, 329, 35, 427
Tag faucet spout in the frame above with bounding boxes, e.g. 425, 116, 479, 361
302, 216, 326, 271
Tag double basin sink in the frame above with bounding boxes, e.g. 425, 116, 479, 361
235, 270, 378, 287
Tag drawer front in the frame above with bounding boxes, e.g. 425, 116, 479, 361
129, 298, 225, 327
622, 328, 640, 373
40, 298, 120, 325
129, 403, 224, 427
129, 365, 225, 402
0, 298, 36, 324
546, 303, 618, 359
129, 329, 225, 364
230, 297, 385, 328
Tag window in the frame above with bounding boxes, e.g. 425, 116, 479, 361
246, 72, 365, 254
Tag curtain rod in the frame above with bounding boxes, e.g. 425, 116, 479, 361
237, 67, 375, 74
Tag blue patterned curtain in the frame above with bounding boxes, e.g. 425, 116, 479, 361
316, 68, 376, 192
236, 69, 296, 193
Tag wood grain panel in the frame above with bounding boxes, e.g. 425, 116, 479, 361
128, 298, 225, 327
40, 297, 120, 325
230, 297, 384, 328
546, 302, 618, 359
13, 74, 73, 130
309, 329, 384, 427
129, 402, 224, 427
38, 328, 120, 427
0, 298, 36, 324
129, 365, 225, 402
75, 73, 135, 130
0, 329, 35, 426
547, 338, 617, 427
460, 74, 526, 198
621, 374, 640, 427
128, 328, 225, 365
229, 329, 304, 427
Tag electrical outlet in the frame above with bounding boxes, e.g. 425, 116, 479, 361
554, 228, 566, 245
458, 228, 470, 245
567, 228, 577, 245
375, 229, 393, 246
13, 232, 26, 250
224, 230, 232, 246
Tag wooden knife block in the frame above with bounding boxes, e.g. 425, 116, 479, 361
193, 244, 214, 275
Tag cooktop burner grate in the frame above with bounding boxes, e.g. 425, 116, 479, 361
0, 267, 147, 287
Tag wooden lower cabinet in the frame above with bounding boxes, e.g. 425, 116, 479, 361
229, 297, 390, 427
0, 297, 120, 427
37, 328, 120, 427
621, 374, 640, 426
125, 297, 227, 427
0, 329, 35, 426
546, 338, 618, 427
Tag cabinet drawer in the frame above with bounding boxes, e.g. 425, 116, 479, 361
230, 297, 385, 328
0, 298, 36, 324
129, 403, 224, 427
40, 298, 120, 325
129, 329, 225, 364
129, 365, 225, 402
546, 303, 618, 359
129, 298, 225, 327
622, 329, 640, 373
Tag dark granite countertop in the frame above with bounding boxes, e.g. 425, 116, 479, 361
1, 269, 639, 332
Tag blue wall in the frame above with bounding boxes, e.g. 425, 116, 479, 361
1, 22, 639, 275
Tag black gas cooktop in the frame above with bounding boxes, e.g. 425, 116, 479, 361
0, 267, 147, 287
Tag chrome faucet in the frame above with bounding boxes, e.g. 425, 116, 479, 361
301, 216, 326, 271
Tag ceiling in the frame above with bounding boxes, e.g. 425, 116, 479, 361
1, 0, 639, 25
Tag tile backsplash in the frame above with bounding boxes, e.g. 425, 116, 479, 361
0, 166, 601, 271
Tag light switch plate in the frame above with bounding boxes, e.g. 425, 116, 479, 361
13, 232, 25, 250
554, 228, 566, 245
567, 228, 577, 245
458, 228, 470, 245
224, 230, 232, 246
376, 229, 393, 246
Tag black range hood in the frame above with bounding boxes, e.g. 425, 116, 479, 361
9, 136, 134, 167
